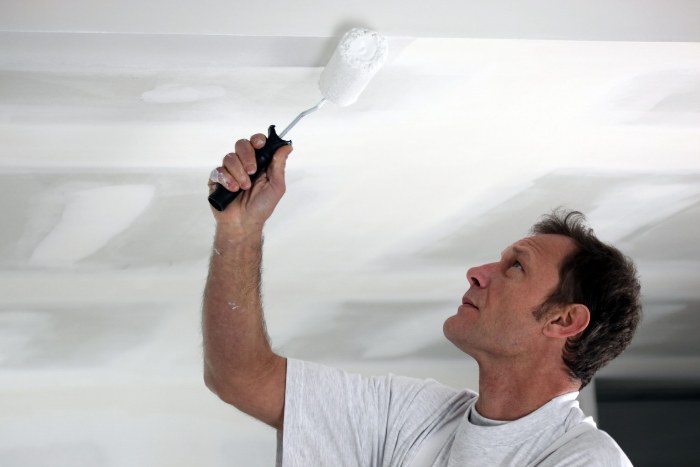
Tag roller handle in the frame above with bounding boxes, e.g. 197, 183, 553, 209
208, 125, 291, 212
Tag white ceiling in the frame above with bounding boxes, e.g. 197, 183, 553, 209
1, 2, 700, 466
3, 0, 700, 40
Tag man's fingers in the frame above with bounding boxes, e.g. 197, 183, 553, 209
250, 133, 266, 149
223, 153, 251, 190
207, 132, 277, 197
209, 167, 235, 191
235, 138, 258, 175
209, 168, 221, 184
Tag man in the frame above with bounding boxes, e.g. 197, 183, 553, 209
202, 134, 641, 466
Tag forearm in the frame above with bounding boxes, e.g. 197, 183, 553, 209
202, 224, 277, 391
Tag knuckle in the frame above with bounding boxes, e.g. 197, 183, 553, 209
223, 153, 236, 165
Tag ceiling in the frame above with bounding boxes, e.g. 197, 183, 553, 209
1, 1, 700, 466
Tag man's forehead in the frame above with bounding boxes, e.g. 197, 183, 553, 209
504, 234, 576, 260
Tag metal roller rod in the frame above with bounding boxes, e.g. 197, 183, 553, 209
279, 98, 328, 138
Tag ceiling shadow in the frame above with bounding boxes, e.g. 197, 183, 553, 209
279, 299, 465, 361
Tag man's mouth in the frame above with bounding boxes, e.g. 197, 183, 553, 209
461, 296, 478, 309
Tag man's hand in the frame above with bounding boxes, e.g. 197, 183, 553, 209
208, 133, 293, 230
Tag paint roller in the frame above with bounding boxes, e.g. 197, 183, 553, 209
208, 27, 389, 211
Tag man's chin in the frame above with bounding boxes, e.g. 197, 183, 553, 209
443, 317, 477, 356
442, 315, 456, 340
443, 317, 465, 345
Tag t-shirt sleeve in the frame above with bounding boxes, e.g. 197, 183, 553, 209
278, 358, 468, 467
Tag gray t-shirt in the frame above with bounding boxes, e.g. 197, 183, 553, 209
277, 358, 632, 466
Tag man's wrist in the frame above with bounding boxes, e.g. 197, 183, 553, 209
215, 220, 264, 238
213, 222, 264, 257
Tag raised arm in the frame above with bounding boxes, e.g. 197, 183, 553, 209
202, 133, 293, 429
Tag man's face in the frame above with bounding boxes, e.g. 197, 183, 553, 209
443, 234, 577, 359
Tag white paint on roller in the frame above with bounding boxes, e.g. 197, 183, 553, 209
141, 83, 226, 104
29, 185, 156, 267
318, 28, 388, 106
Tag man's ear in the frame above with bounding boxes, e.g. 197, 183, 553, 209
542, 304, 590, 339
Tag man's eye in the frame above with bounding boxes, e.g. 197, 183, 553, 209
512, 260, 524, 271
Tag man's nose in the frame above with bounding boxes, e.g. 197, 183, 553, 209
467, 263, 495, 288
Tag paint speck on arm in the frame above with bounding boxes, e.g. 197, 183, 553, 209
227, 302, 240, 311
213, 247, 222, 256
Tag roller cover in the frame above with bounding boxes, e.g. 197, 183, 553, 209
318, 28, 388, 107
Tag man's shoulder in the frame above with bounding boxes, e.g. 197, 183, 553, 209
390, 373, 477, 399
387, 374, 478, 418
543, 425, 632, 466
286, 358, 477, 420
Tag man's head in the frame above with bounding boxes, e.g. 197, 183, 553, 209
443, 209, 641, 389
530, 210, 642, 387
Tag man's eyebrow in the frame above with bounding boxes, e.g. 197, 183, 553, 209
511, 246, 534, 263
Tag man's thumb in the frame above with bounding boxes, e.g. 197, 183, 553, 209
268, 144, 293, 186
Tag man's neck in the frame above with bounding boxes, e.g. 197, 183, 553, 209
474, 358, 580, 421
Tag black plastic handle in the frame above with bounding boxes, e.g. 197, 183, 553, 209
208, 125, 291, 212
